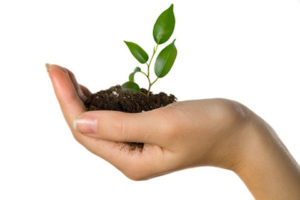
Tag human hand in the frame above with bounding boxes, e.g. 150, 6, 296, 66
47, 64, 250, 178
48, 64, 300, 199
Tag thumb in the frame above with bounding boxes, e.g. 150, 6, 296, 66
73, 109, 172, 145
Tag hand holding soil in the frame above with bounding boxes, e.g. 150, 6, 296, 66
48, 64, 300, 200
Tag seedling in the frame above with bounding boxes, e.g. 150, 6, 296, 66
122, 4, 177, 96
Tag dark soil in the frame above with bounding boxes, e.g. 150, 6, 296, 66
84, 85, 176, 150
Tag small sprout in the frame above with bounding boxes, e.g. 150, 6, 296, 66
122, 4, 177, 96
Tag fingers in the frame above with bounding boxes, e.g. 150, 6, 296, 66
47, 64, 169, 146
63, 67, 88, 102
47, 64, 86, 129
47, 65, 114, 160
47, 64, 168, 180
73, 109, 172, 146
80, 84, 92, 98
76, 138, 165, 180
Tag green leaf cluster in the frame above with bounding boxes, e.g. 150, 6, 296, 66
121, 4, 177, 95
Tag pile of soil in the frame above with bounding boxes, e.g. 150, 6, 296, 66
84, 85, 176, 150
84, 85, 176, 112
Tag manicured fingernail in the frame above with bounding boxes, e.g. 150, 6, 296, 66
73, 115, 98, 134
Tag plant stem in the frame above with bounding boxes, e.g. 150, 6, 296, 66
147, 44, 158, 71
146, 44, 159, 96
151, 77, 159, 85
146, 77, 159, 96
140, 71, 148, 78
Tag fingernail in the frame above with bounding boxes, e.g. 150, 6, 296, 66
46, 64, 67, 74
45, 63, 50, 72
73, 114, 98, 134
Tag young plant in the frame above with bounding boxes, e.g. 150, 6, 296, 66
122, 4, 177, 96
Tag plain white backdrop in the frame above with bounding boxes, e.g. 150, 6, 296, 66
0, 0, 299, 199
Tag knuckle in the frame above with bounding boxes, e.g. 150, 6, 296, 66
118, 117, 129, 141
108, 114, 129, 141
214, 98, 250, 125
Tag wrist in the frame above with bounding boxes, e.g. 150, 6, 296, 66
234, 113, 300, 199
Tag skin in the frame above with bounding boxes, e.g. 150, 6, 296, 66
47, 64, 300, 199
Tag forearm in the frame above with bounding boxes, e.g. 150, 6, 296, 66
235, 114, 300, 200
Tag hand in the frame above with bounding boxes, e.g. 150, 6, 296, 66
47, 64, 249, 177
48, 64, 300, 199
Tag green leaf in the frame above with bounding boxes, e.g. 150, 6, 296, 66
134, 67, 141, 73
129, 73, 135, 82
128, 67, 141, 81
121, 81, 140, 92
154, 39, 177, 78
124, 41, 149, 64
153, 4, 175, 44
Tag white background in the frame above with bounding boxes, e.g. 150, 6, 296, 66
0, 0, 299, 199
